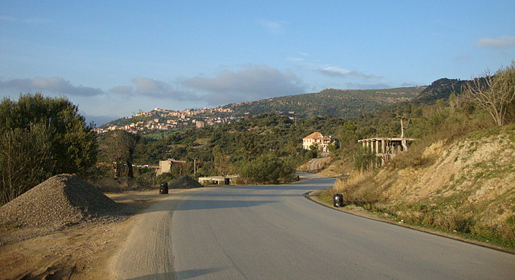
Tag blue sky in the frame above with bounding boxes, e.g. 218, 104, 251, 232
1, 1, 514, 125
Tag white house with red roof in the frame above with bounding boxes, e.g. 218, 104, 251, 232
302, 132, 331, 153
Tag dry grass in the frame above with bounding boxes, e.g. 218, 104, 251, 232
322, 170, 384, 210
321, 124, 515, 249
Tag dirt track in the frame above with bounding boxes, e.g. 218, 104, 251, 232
0, 189, 186, 280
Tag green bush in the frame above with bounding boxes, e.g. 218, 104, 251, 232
239, 153, 294, 184
155, 173, 175, 186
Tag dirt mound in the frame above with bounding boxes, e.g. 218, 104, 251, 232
0, 174, 126, 229
169, 176, 204, 189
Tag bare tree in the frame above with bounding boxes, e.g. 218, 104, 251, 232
464, 64, 515, 126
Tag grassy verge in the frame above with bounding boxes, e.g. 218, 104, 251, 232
313, 191, 515, 253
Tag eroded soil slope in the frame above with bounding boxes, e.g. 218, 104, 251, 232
339, 125, 515, 246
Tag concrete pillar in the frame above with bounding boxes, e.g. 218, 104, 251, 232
402, 139, 408, 151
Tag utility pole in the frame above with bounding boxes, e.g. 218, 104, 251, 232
193, 158, 197, 176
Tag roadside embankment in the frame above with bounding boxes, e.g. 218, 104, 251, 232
320, 125, 515, 251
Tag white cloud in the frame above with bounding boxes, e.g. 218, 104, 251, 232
132, 77, 174, 97
318, 66, 380, 80
288, 53, 309, 62
288, 57, 305, 62
109, 77, 198, 100
0, 76, 103, 96
109, 85, 134, 95
344, 82, 393, 90
258, 19, 286, 34
477, 36, 515, 48
178, 64, 305, 105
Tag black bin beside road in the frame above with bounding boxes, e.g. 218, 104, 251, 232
333, 194, 343, 207
160, 182, 169, 194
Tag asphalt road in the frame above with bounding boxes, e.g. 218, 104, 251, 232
114, 174, 515, 280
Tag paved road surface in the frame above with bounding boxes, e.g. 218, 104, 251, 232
114, 174, 515, 280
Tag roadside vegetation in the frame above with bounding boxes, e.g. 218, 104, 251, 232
322, 62, 515, 250
0, 93, 97, 205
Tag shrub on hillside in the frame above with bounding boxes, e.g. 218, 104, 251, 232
239, 153, 295, 184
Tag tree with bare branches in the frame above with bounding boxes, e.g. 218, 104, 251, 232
464, 63, 515, 126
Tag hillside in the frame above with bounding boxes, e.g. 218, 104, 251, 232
100, 86, 424, 133
325, 125, 515, 250
414, 78, 467, 103
222, 87, 424, 118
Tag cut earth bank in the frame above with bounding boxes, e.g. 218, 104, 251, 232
313, 125, 515, 254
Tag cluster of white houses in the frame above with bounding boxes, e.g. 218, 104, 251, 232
94, 107, 236, 134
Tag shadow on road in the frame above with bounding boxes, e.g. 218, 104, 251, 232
175, 199, 277, 211
127, 272, 175, 280
127, 267, 223, 280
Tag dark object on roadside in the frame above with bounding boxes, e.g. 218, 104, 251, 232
333, 194, 343, 207
169, 176, 204, 189
159, 182, 168, 194
224, 178, 230, 185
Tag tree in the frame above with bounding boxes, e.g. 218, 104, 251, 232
101, 130, 136, 178
0, 93, 97, 204
126, 134, 141, 178
464, 63, 515, 126
213, 145, 233, 176
0, 124, 53, 205
238, 131, 262, 160
239, 153, 294, 184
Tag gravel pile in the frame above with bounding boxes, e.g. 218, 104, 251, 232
0, 174, 128, 229
169, 175, 204, 189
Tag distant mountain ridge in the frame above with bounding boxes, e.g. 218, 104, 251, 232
221, 87, 424, 119
100, 86, 425, 132
414, 78, 467, 103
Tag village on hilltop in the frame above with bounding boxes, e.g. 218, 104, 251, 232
93, 107, 237, 133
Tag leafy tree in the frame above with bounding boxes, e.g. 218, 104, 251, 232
5, 93, 98, 174
100, 130, 141, 178
126, 134, 141, 178
0, 124, 53, 204
213, 145, 233, 176
0, 93, 97, 204
239, 153, 294, 184
238, 131, 262, 160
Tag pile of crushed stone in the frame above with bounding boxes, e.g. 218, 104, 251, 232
169, 175, 204, 189
0, 174, 129, 229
